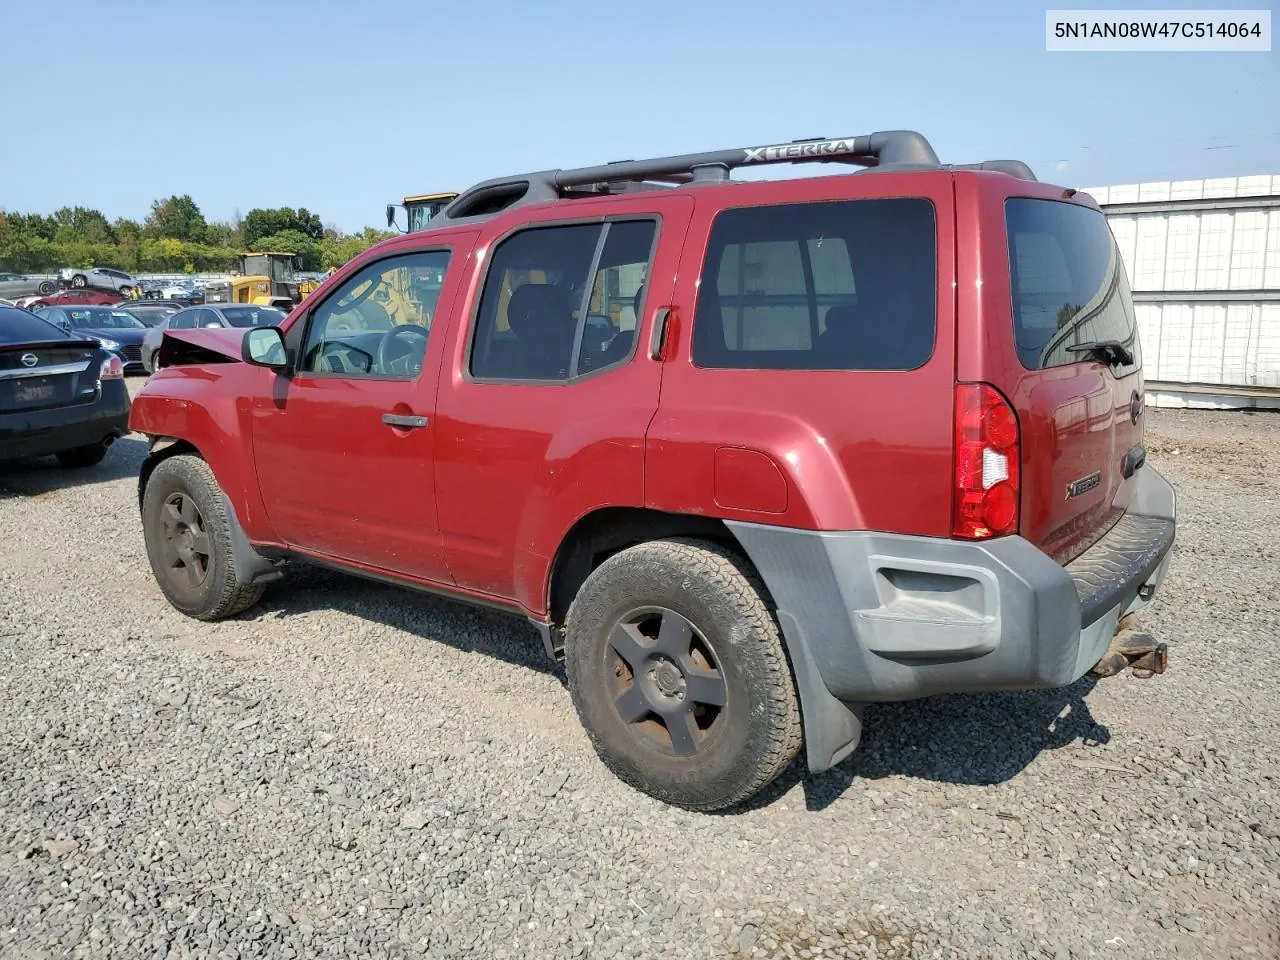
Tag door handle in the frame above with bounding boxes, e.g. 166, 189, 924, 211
382, 413, 428, 429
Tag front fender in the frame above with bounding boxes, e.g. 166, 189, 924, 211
129, 364, 274, 542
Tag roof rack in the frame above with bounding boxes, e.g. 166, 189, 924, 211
429, 130, 1037, 226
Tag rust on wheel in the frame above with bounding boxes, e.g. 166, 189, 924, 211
159, 491, 211, 589
606, 605, 728, 757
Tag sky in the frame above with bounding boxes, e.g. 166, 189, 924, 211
1, 0, 1276, 234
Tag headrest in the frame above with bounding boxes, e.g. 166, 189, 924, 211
822, 304, 859, 333
507, 283, 571, 339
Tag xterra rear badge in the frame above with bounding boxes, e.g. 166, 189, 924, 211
1066, 472, 1102, 500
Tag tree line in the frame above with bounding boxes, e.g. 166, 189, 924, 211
0, 195, 397, 275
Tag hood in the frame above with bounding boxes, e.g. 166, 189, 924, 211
159, 326, 247, 364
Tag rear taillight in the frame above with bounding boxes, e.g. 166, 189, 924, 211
952, 382, 1020, 540
99, 355, 124, 381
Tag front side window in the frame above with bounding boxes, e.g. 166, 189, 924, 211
299, 249, 451, 379
691, 198, 937, 370
468, 218, 657, 382
1005, 198, 1141, 376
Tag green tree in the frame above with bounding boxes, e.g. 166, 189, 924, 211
204, 222, 237, 248
319, 226, 396, 270
243, 207, 324, 246
145, 194, 207, 242
51, 206, 115, 245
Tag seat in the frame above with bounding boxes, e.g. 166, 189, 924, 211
816, 302, 923, 369
501, 283, 576, 379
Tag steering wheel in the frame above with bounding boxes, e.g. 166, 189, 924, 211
375, 324, 429, 374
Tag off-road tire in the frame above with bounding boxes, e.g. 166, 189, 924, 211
54, 443, 108, 468
141, 454, 265, 621
564, 537, 803, 811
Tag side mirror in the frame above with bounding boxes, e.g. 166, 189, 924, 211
386, 204, 396, 228
242, 326, 288, 370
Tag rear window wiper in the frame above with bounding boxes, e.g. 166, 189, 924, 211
1066, 339, 1134, 366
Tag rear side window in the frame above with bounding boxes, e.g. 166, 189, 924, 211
1005, 198, 1141, 375
469, 219, 657, 382
691, 198, 937, 370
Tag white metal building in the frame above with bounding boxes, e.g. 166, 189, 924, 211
1083, 174, 1280, 409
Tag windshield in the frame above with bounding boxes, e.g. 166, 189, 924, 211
242, 255, 294, 282
65, 307, 147, 330
220, 306, 285, 328
1, 306, 71, 344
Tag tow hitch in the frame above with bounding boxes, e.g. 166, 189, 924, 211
1090, 616, 1168, 679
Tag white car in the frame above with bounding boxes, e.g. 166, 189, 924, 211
57, 266, 137, 296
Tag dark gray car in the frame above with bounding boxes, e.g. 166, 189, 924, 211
141, 303, 286, 373
0, 272, 57, 299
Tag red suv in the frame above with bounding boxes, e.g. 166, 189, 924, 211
130, 131, 1176, 811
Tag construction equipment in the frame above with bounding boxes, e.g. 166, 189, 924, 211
203, 252, 318, 309
386, 192, 459, 233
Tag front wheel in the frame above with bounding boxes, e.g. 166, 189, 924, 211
71, 274, 87, 288
141, 454, 265, 620
564, 538, 803, 811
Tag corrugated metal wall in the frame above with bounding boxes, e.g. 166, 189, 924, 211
1082, 175, 1280, 408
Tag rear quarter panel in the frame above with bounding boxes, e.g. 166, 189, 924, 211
954, 176, 1145, 560
646, 171, 959, 535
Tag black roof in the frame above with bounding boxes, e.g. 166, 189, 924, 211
428, 130, 1037, 228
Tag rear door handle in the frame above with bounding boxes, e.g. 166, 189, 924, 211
382, 413, 428, 429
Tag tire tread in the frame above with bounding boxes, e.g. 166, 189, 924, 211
565, 536, 802, 811
142, 454, 265, 621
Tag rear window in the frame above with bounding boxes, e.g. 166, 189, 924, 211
220, 306, 285, 327
1005, 198, 1141, 375
691, 198, 937, 370
0, 306, 70, 344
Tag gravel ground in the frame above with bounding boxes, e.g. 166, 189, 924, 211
0, 382, 1277, 960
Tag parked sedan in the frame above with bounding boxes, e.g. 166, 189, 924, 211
141, 303, 286, 372
22, 288, 122, 310
57, 266, 137, 296
0, 305, 130, 468
35, 305, 149, 373
0, 272, 57, 299
117, 301, 183, 328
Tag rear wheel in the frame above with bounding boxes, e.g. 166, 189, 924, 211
141, 454, 265, 620
564, 537, 802, 811
54, 442, 108, 468
37, 280, 55, 295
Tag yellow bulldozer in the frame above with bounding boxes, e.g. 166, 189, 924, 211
386, 192, 458, 233
203, 252, 321, 310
